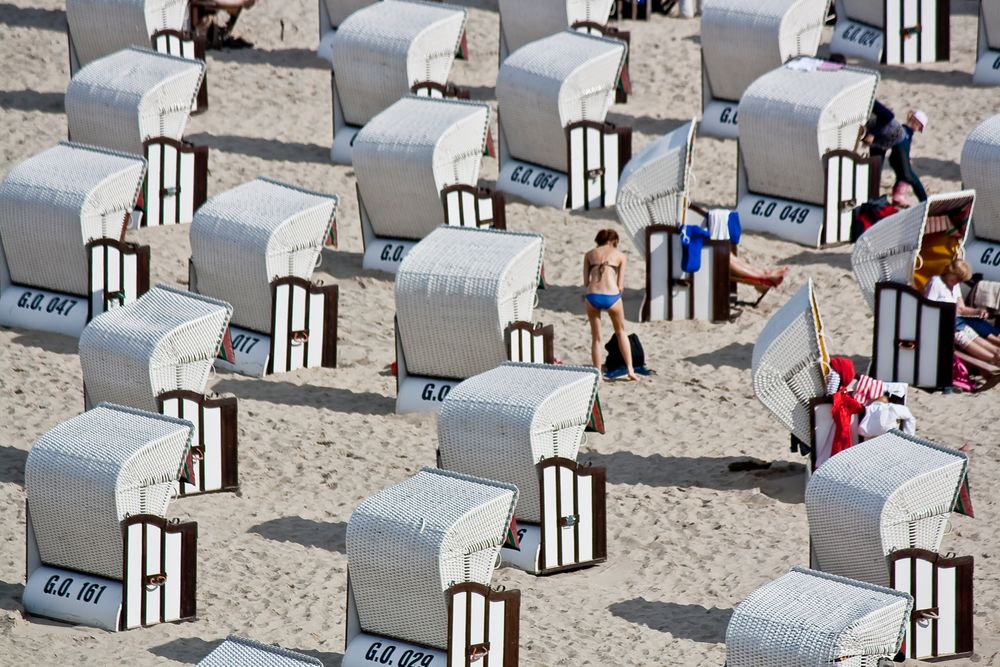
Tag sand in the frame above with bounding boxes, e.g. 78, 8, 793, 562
1, 0, 998, 664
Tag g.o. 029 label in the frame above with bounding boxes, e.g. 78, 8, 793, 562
364, 641, 437, 667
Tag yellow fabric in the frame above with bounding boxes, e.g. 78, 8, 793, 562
914, 232, 961, 291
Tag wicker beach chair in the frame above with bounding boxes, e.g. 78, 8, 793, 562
394, 226, 545, 413
344, 468, 520, 666
326, 0, 469, 165
699, 0, 829, 139
65, 47, 208, 227
189, 178, 339, 376
198, 636, 322, 666
725, 567, 912, 667
806, 432, 973, 661
616, 121, 732, 322
736, 58, 880, 247
0, 142, 149, 338
496, 30, 630, 210
852, 191, 974, 389
438, 362, 605, 574
962, 115, 1000, 280
830, 0, 950, 65
353, 96, 505, 273
65, 0, 209, 112
975, 1, 1000, 83
23, 404, 197, 631
79, 284, 238, 495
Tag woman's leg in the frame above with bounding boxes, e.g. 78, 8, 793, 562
586, 300, 603, 369
607, 300, 638, 380
958, 337, 1000, 363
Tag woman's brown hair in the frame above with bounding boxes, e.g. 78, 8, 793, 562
595, 229, 619, 246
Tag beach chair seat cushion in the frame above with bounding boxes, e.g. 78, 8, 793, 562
24, 404, 193, 580
0, 142, 146, 296
354, 97, 490, 241
496, 30, 626, 173
66, 47, 205, 156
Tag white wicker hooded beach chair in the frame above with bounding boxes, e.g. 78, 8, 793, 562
806, 432, 974, 660
498, 0, 616, 60
80, 284, 232, 412
725, 567, 912, 667
438, 362, 604, 574
0, 142, 149, 337
751, 280, 830, 445
345, 468, 519, 658
496, 30, 630, 210
394, 227, 544, 412
736, 59, 880, 246
975, 1, 1000, 83
699, 0, 828, 139
23, 404, 198, 631
327, 0, 468, 164
354, 96, 504, 272
962, 115, 1000, 279
852, 192, 974, 389
189, 178, 340, 376
65, 48, 208, 227
616, 121, 732, 322
831, 0, 950, 65
198, 635, 322, 666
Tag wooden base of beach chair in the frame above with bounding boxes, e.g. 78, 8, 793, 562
640, 224, 730, 322
830, 0, 949, 65
359, 185, 506, 274
344, 579, 520, 667
736, 146, 877, 247
212, 278, 339, 377
139, 138, 209, 227
24, 511, 197, 631
0, 239, 149, 337
504, 322, 554, 363
501, 458, 607, 575
890, 549, 974, 662
498, 121, 631, 210
571, 23, 632, 104
872, 282, 954, 390
964, 237, 1000, 282
613, 0, 674, 20
158, 391, 238, 495
807, 396, 861, 474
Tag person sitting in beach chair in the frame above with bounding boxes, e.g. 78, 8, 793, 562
925, 259, 1000, 364
191, 0, 259, 49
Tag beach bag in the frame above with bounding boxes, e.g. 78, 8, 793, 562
953, 356, 975, 393
605, 333, 645, 371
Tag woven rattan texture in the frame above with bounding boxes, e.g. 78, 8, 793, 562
438, 362, 599, 522
395, 226, 544, 379
496, 30, 625, 173
962, 115, 1000, 242
66, 0, 188, 68
197, 635, 323, 666
346, 468, 516, 649
25, 404, 193, 580
0, 142, 145, 295
498, 0, 616, 57
354, 96, 489, 241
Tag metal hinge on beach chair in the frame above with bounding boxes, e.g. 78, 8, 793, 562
830, 0, 950, 65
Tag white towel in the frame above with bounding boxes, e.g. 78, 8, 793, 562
707, 209, 731, 240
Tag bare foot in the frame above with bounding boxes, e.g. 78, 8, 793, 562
625, 372, 639, 381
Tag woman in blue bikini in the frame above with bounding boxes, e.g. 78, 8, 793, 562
584, 229, 638, 381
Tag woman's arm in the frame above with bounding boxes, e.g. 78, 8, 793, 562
583, 253, 590, 289
617, 253, 627, 293
956, 296, 988, 318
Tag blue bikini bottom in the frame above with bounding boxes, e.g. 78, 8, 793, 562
586, 293, 622, 311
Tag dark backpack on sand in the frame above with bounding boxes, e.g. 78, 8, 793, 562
605, 333, 645, 371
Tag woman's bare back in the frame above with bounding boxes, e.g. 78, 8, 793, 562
584, 245, 626, 295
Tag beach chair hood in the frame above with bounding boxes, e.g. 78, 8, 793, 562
354, 96, 490, 241
852, 191, 975, 311
498, 0, 616, 56
725, 567, 912, 666
616, 120, 696, 254
806, 431, 969, 587
190, 178, 338, 334
438, 362, 600, 522
395, 226, 544, 380
66, 0, 188, 68
79, 284, 233, 412
496, 30, 626, 173
0, 142, 146, 296
24, 404, 194, 580
66, 47, 205, 156
701, 0, 828, 103
329, 0, 467, 127
751, 279, 829, 443
962, 115, 1000, 243
346, 468, 517, 649
197, 635, 323, 666
739, 60, 878, 205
